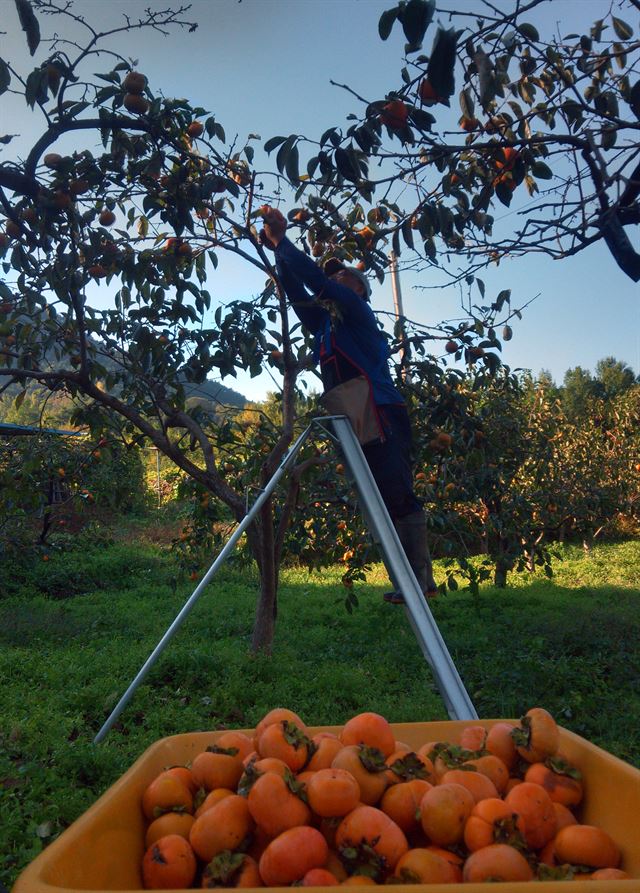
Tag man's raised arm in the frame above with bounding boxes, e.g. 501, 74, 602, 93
260, 207, 369, 321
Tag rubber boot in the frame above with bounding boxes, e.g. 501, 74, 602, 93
383, 510, 438, 605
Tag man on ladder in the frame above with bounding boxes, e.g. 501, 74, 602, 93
260, 207, 438, 605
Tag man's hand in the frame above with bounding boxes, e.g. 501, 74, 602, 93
259, 206, 287, 250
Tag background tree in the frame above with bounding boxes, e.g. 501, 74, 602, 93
595, 355, 638, 398
0, 1, 511, 652
536, 369, 559, 397
562, 365, 600, 417
0, 430, 146, 552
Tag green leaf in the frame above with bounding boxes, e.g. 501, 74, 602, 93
285, 144, 300, 185
66, 101, 90, 120
306, 155, 320, 179
495, 289, 511, 310
334, 147, 359, 182
276, 135, 296, 175
612, 17, 633, 40
531, 161, 553, 180
401, 0, 435, 50
517, 23, 540, 42
25, 68, 48, 108
319, 127, 333, 146
628, 81, 640, 120
378, 8, 398, 40
264, 135, 287, 154
401, 219, 414, 251
612, 42, 627, 69
459, 87, 475, 118
15, 0, 41, 56
427, 27, 457, 98
353, 126, 373, 153
408, 107, 436, 131
423, 236, 436, 260
95, 72, 120, 84
0, 58, 11, 95
475, 49, 496, 105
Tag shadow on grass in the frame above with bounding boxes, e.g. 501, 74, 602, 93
1, 559, 638, 765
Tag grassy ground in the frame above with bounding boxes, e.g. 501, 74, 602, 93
1, 537, 639, 887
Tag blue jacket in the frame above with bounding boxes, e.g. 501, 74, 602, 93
274, 237, 404, 406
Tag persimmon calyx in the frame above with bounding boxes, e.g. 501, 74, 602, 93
205, 744, 240, 756
510, 716, 532, 749
545, 755, 582, 779
281, 719, 312, 751
387, 752, 430, 781
202, 850, 247, 886
357, 745, 387, 773
338, 842, 387, 882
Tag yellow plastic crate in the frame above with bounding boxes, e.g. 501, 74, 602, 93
12, 721, 640, 893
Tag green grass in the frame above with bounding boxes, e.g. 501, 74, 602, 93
1, 538, 639, 887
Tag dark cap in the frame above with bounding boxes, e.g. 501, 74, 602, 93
323, 257, 372, 301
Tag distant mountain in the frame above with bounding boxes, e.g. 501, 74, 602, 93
0, 330, 247, 422
182, 378, 246, 410
0, 372, 246, 419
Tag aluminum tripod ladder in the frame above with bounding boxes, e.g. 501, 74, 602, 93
94, 416, 477, 743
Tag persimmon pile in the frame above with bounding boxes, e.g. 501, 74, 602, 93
140, 706, 630, 887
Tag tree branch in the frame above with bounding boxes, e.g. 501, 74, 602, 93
23, 115, 157, 178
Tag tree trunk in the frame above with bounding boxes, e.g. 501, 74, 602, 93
494, 529, 510, 587
494, 560, 508, 588
38, 476, 54, 545
250, 498, 278, 653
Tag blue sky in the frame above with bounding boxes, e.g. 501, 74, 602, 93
4, 0, 639, 399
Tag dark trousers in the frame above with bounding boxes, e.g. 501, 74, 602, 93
363, 403, 422, 520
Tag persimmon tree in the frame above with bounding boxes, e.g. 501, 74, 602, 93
274, 0, 640, 288
0, 0, 518, 651
0, 1, 311, 651
0, 430, 145, 552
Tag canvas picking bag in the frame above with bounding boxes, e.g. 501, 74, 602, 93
320, 375, 385, 446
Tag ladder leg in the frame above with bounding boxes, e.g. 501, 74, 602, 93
323, 416, 478, 721
93, 424, 316, 743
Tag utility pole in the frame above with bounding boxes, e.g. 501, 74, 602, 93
389, 250, 409, 379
